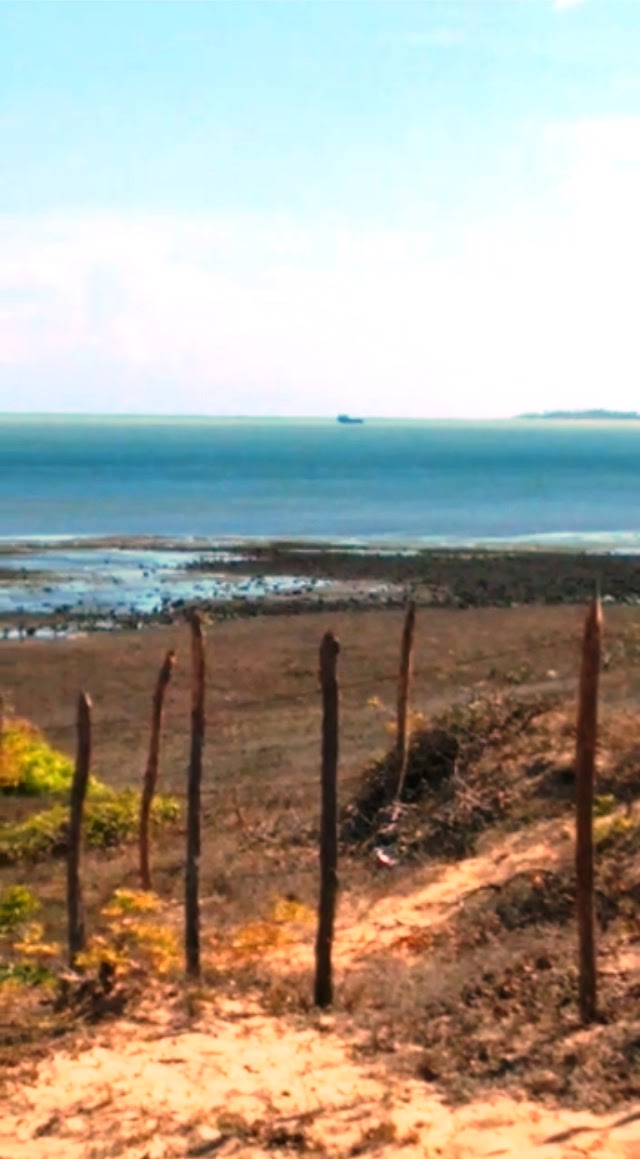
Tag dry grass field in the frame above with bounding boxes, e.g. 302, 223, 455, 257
1, 601, 640, 1156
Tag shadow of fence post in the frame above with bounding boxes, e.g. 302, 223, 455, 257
67, 691, 92, 968
315, 630, 340, 1008
139, 649, 176, 891
575, 597, 601, 1024
186, 613, 205, 979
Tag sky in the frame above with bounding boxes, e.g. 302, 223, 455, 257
1, 0, 640, 419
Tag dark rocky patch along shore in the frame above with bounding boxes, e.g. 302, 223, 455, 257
3, 547, 640, 639
188, 546, 640, 609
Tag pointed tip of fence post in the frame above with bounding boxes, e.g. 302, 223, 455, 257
76, 693, 92, 757
186, 607, 204, 637
319, 631, 340, 680
584, 595, 603, 642
159, 649, 177, 689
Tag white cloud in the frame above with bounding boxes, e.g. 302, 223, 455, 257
1, 179, 640, 418
547, 115, 640, 223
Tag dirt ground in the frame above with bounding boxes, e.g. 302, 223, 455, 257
2, 989, 640, 1159
4, 600, 640, 784
2, 602, 640, 1156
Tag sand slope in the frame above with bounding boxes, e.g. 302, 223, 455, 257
2, 1000, 640, 1159
2, 815, 639, 1159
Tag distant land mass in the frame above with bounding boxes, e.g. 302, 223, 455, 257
518, 409, 640, 421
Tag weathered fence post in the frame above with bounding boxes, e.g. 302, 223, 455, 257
396, 599, 416, 800
185, 613, 205, 979
67, 692, 92, 968
575, 597, 602, 1023
0, 692, 4, 781
139, 650, 176, 890
315, 630, 340, 1008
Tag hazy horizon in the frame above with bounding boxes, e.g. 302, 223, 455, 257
2, 409, 640, 423
0, 413, 525, 425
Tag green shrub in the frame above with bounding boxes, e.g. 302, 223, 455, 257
0, 805, 68, 863
594, 794, 616, 818
77, 888, 180, 977
0, 961, 54, 985
0, 715, 179, 865
0, 884, 40, 931
0, 720, 74, 795
0, 888, 59, 988
84, 789, 179, 849
0, 791, 179, 865
595, 813, 639, 855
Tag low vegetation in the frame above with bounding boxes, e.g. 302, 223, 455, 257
0, 715, 179, 865
342, 692, 565, 858
77, 888, 180, 978
2, 631, 640, 1116
0, 717, 182, 1040
0, 791, 179, 865
0, 717, 75, 795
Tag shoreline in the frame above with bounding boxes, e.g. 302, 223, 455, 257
3, 529, 640, 552
1, 541, 640, 639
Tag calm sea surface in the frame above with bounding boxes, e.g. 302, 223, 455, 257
1, 415, 640, 548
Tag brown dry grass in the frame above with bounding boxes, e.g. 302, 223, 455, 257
1, 603, 640, 950
2, 602, 640, 1155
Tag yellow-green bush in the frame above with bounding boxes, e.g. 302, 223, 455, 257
0, 886, 59, 985
0, 790, 179, 864
77, 889, 180, 977
0, 884, 40, 931
595, 812, 639, 855
0, 719, 74, 795
0, 715, 180, 863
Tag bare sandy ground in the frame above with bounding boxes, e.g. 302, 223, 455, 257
3, 1005, 640, 1159
2, 816, 640, 1159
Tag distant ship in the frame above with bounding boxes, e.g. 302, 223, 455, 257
337, 414, 364, 425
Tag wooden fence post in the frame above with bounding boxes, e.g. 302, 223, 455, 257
315, 630, 340, 1008
575, 597, 602, 1024
0, 692, 4, 782
67, 692, 92, 968
139, 650, 176, 890
395, 600, 416, 800
185, 613, 205, 979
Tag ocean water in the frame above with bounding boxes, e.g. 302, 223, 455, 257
1, 415, 640, 548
